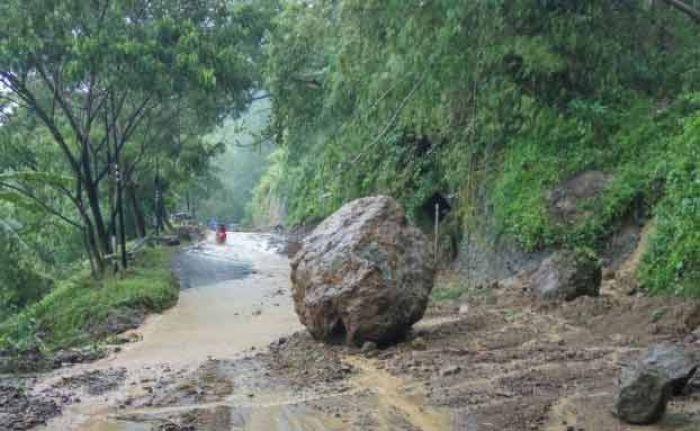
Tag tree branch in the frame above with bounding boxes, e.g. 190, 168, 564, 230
33, 63, 87, 146
0, 181, 82, 228
661, 0, 700, 23
0, 72, 83, 176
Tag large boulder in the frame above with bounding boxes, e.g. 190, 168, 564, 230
530, 249, 601, 300
290, 196, 434, 346
614, 344, 698, 424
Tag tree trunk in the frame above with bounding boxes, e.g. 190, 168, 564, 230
83, 215, 104, 275
81, 138, 110, 259
84, 180, 110, 256
128, 184, 147, 238
117, 165, 128, 269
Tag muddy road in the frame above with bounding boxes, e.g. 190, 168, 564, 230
4, 233, 700, 430
33, 232, 307, 430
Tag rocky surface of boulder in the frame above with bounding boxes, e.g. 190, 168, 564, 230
632, 344, 698, 395
290, 196, 434, 345
614, 343, 698, 424
530, 249, 601, 300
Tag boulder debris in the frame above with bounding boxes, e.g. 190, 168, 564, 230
290, 196, 434, 346
614, 343, 698, 424
530, 249, 601, 301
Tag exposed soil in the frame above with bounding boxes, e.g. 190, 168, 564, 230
61, 281, 698, 430
2, 231, 699, 430
0, 385, 62, 430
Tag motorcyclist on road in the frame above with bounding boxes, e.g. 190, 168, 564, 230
216, 223, 227, 244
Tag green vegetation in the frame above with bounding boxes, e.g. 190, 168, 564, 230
0, 1, 273, 330
1, 1, 699, 367
1, 0, 272, 273
430, 274, 494, 303
0, 247, 178, 356
250, 0, 700, 295
638, 114, 700, 296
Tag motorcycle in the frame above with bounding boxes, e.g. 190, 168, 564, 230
215, 224, 227, 244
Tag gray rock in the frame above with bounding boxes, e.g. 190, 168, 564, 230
614, 367, 672, 425
530, 249, 601, 301
291, 196, 434, 345
440, 365, 461, 377
635, 344, 698, 395
547, 171, 612, 225
614, 344, 698, 424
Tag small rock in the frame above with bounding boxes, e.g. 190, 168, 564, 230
530, 249, 601, 301
439, 365, 461, 377
458, 304, 470, 315
602, 269, 615, 280
614, 367, 671, 425
637, 344, 698, 395
411, 336, 427, 351
361, 341, 377, 353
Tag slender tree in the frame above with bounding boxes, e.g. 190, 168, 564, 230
0, 0, 269, 273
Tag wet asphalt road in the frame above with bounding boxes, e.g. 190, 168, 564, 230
170, 243, 253, 289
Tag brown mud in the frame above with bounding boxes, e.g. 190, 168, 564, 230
2, 233, 699, 430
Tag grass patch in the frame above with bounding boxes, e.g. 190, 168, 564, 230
0, 247, 179, 355
430, 273, 494, 303
431, 285, 472, 303
638, 115, 700, 297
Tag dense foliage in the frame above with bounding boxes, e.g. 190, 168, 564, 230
0, 0, 273, 319
252, 0, 699, 293
0, 0, 271, 273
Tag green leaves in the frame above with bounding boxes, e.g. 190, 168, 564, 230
252, 0, 699, 295
0, 171, 72, 188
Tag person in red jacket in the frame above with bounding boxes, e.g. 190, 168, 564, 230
216, 223, 227, 244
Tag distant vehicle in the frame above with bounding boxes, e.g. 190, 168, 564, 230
215, 223, 227, 244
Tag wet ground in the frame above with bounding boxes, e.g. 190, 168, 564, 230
3, 232, 699, 430
21, 232, 304, 430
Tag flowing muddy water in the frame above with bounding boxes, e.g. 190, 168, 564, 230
39, 232, 312, 430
